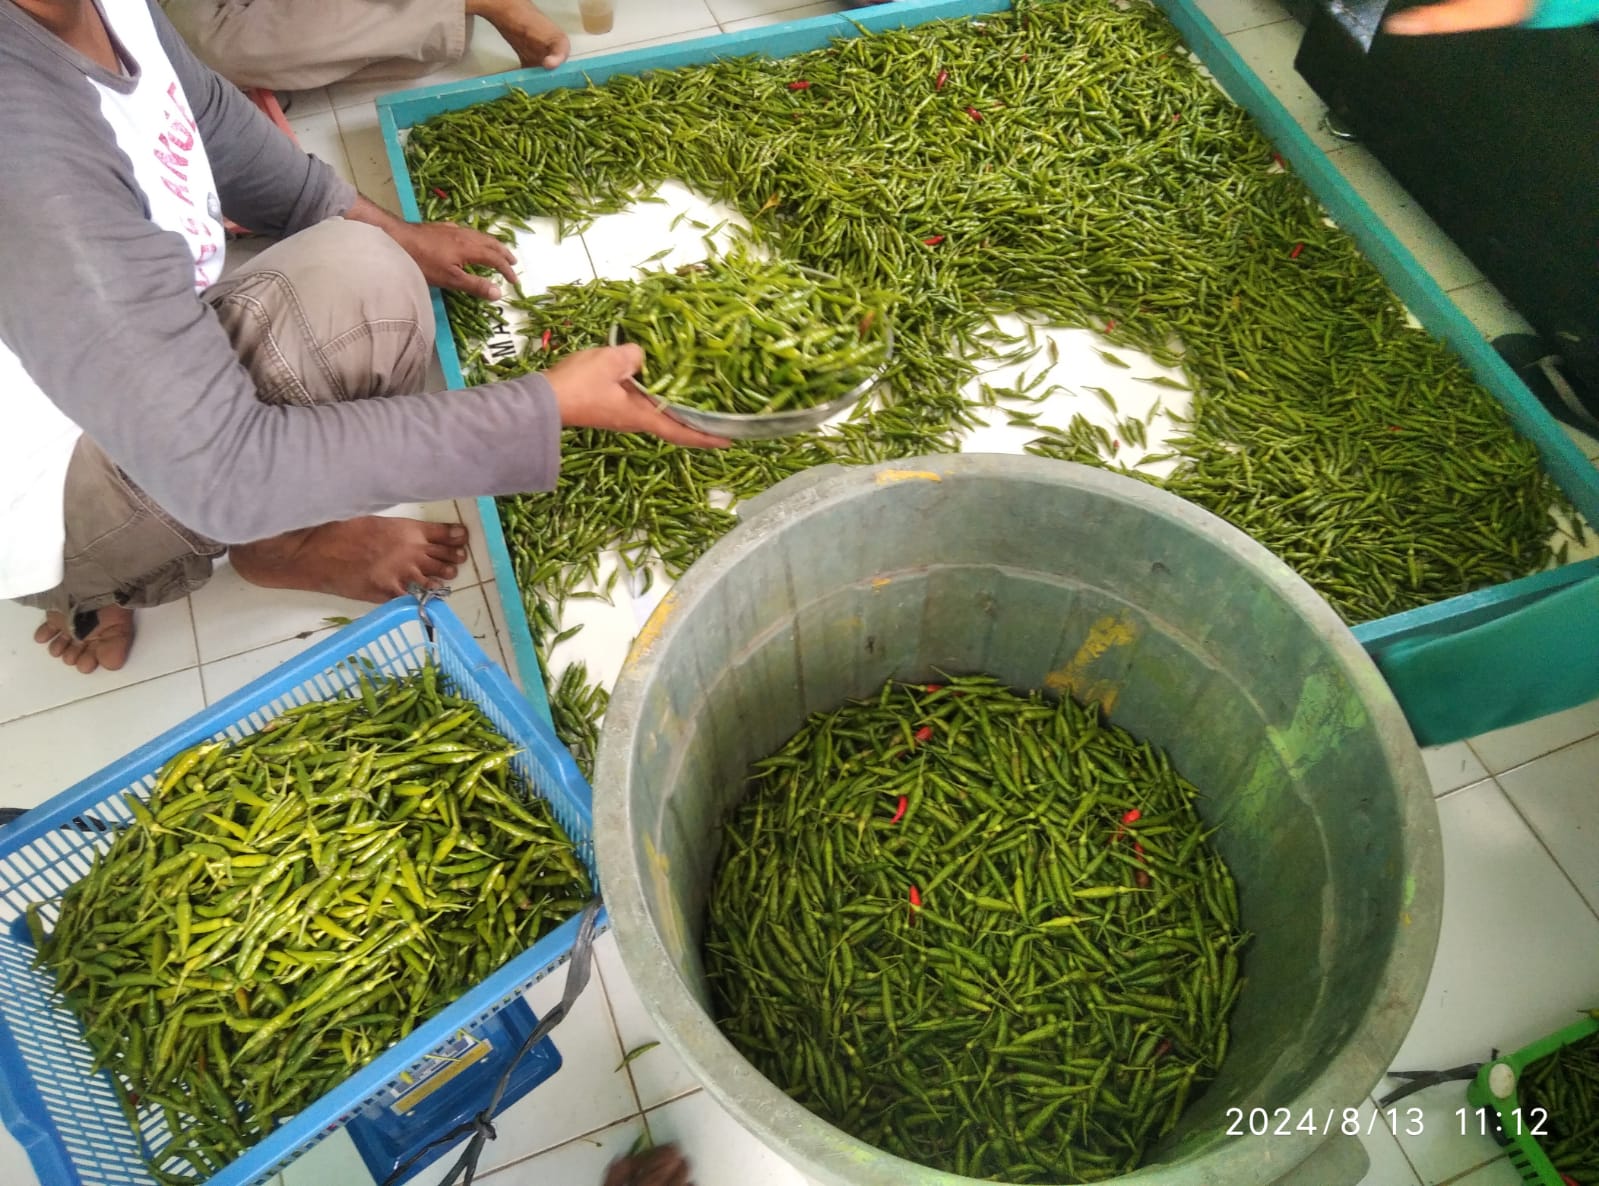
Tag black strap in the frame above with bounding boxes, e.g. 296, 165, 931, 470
381, 898, 604, 1186
1537, 356, 1599, 434
1377, 1061, 1487, 1107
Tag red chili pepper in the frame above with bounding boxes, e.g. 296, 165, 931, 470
1271, 152, 1286, 169
430, 186, 450, 201
891, 795, 908, 824
1136, 870, 1151, 887
787, 80, 811, 91
965, 107, 983, 122
540, 328, 552, 351
1155, 1039, 1173, 1060
914, 725, 934, 744
1289, 242, 1305, 260
935, 69, 949, 90
1171, 113, 1182, 124
1388, 425, 1403, 432
1122, 809, 1142, 825
1105, 318, 1117, 331
1020, 54, 1030, 62
923, 235, 945, 246
925, 683, 942, 692
909, 884, 922, 922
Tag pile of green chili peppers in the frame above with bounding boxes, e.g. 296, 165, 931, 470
617, 255, 891, 414
1518, 1027, 1599, 1182
408, 0, 1573, 767
704, 676, 1246, 1183
28, 662, 591, 1184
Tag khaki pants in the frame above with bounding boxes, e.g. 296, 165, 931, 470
162, 0, 472, 92
18, 219, 435, 634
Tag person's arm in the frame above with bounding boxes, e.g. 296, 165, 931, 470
0, 122, 719, 549
1384, 0, 1598, 33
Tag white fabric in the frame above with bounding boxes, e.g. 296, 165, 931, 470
0, 0, 223, 599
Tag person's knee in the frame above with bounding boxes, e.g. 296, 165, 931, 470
323, 219, 434, 333
339, 220, 438, 396
207, 219, 436, 402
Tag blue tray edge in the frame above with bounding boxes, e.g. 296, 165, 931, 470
374, 0, 1599, 705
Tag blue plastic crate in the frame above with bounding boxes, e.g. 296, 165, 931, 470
0, 596, 597, 1186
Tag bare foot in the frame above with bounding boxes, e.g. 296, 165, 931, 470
33, 604, 136, 674
602, 1144, 694, 1186
469, 0, 570, 70
230, 517, 468, 604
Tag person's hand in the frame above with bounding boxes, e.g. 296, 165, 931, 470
547, 345, 731, 449
386, 220, 520, 301
601, 1143, 694, 1186
1383, 0, 1534, 33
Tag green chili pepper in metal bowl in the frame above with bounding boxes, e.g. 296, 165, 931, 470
607, 256, 895, 440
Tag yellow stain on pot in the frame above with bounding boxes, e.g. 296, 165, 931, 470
644, 832, 688, 964
1045, 614, 1140, 713
870, 577, 892, 590
629, 588, 680, 660
875, 468, 942, 484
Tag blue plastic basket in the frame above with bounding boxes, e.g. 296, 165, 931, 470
0, 596, 597, 1186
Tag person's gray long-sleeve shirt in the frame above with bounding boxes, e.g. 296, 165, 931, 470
0, 0, 560, 554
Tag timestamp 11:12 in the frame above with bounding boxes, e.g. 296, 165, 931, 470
1459, 1107, 1549, 1137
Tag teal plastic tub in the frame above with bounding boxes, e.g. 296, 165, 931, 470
376, 0, 1599, 743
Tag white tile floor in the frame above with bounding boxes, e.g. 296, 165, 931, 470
4, 2, 1599, 1185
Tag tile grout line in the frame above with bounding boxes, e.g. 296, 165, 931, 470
0, 662, 204, 729
190, 579, 491, 672
593, 953, 652, 1126
189, 591, 213, 704
474, 1105, 653, 1179
641, 1087, 704, 1116
1468, 727, 1599, 782
1364, 1090, 1430, 1186
1489, 773, 1599, 926
1434, 1151, 1516, 1185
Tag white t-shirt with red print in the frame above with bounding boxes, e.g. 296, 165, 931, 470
0, 0, 222, 598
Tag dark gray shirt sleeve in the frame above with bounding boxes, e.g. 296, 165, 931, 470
150, 2, 357, 235
0, 2, 562, 547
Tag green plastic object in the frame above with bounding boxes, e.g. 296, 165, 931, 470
593, 454, 1443, 1186
1467, 1014, 1599, 1186
1370, 574, 1599, 746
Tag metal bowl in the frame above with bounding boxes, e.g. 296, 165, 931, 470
608, 271, 894, 441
